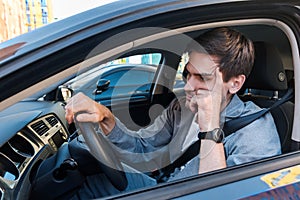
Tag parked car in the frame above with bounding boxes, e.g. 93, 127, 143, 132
0, 0, 299, 199
64, 62, 185, 106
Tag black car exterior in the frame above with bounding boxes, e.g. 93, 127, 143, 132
0, 0, 300, 199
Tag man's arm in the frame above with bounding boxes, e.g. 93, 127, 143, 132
65, 92, 175, 168
189, 68, 227, 173
198, 140, 226, 174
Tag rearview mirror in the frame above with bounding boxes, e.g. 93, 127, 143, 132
94, 79, 110, 94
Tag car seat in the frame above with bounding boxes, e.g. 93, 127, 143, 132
239, 41, 298, 153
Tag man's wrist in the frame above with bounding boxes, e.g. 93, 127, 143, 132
198, 128, 225, 143
197, 112, 220, 131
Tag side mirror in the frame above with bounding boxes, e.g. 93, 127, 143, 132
94, 79, 110, 94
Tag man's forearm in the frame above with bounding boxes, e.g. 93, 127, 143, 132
198, 140, 226, 174
98, 105, 116, 135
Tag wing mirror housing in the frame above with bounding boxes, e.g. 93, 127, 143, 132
94, 79, 110, 94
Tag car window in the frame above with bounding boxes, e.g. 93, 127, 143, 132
102, 53, 161, 97
67, 53, 161, 99
105, 69, 155, 87
173, 52, 188, 90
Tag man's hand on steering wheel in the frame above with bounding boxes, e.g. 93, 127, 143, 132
65, 92, 128, 191
65, 92, 116, 135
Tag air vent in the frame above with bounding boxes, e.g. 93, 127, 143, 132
46, 116, 58, 126
0, 134, 35, 171
30, 120, 49, 136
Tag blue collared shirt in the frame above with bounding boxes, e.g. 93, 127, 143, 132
107, 94, 281, 178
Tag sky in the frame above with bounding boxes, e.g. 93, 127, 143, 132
51, 0, 118, 20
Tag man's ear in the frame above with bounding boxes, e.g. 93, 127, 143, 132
228, 74, 246, 94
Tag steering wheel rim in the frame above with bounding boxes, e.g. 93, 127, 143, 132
76, 121, 128, 191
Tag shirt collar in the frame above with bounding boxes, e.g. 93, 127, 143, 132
221, 94, 245, 120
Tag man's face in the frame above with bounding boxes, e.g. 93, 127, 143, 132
184, 52, 224, 108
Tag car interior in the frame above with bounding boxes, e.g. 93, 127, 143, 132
239, 41, 296, 153
0, 18, 299, 199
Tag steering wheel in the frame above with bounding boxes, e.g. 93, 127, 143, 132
76, 121, 128, 191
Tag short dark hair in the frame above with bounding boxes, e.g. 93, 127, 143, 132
185, 27, 255, 82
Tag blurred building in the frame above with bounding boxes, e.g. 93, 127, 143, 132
0, 0, 53, 42
0, 1, 26, 42
25, 0, 53, 32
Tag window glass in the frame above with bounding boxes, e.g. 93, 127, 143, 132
110, 53, 162, 65
67, 53, 161, 98
173, 52, 189, 90
104, 53, 161, 88
105, 70, 155, 87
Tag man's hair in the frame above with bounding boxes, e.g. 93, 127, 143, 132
186, 27, 255, 82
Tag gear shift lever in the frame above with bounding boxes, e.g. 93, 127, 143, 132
53, 158, 78, 180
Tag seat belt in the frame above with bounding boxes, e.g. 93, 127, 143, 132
223, 88, 293, 135
155, 88, 294, 182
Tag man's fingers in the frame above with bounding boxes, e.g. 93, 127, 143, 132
64, 92, 96, 123
65, 107, 73, 122
196, 89, 210, 96
214, 67, 223, 87
189, 95, 198, 113
64, 92, 109, 125
76, 113, 99, 123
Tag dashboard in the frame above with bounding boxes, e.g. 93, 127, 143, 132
0, 100, 69, 200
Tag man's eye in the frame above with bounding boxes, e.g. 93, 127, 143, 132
202, 76, 209, 81
197, 75, 206, 81
201, 75, 213, 82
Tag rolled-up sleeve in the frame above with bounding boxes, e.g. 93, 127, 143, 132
105, 100, 178, 170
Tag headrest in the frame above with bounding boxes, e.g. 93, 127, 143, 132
242, 41, 287, 91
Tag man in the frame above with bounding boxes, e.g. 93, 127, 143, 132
65, 27, 281, 197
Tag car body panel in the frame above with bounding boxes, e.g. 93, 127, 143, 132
177, 165, 300, 199
107, 153, 300, 199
